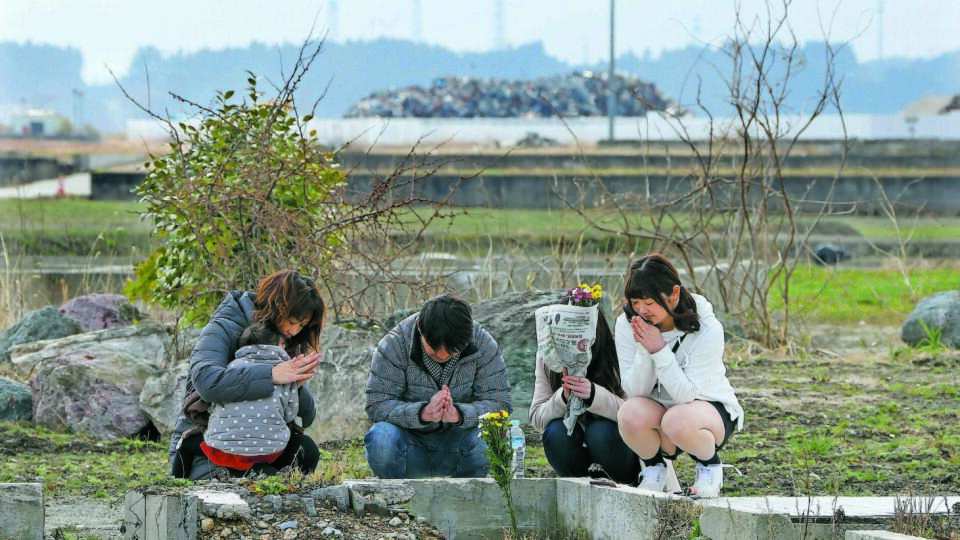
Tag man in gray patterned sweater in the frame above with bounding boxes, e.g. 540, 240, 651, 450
364, 293, 512, 478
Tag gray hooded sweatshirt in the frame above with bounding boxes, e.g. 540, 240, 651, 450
204, 344, 299, 456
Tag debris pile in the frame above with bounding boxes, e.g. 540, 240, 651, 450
345, 71, 676, 119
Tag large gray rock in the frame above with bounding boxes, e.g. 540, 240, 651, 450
0, 377, 32, 422
139, 362, 190, 440
305, 325, 380, 442
901, 291, 960, 349
472, 289, 570, 426
0, 307, 82, 363
8, 323, 171, 379
30, 347, 163, 440
59, 293, 145, 332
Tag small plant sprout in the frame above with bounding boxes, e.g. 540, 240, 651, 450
915, 319, 945, 355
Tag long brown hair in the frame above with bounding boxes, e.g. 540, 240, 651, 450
623, 253, 700, 333
252, 269, 325, 355
546, 305, 625, 398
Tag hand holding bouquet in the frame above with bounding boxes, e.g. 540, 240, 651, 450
535, 283, 603, 435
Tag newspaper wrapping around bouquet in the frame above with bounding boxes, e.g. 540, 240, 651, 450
534, 303, 600, 435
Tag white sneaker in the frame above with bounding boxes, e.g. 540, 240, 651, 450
637, 463, 669, 492
690, 463, 723, 498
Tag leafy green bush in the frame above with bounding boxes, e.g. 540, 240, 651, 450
124, 47, 457, 323
125, 74, 345, 323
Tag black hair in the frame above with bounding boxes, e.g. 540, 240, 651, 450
239, 322, 285, 348
417, 293, 474, 354
546, 304, 625, 398
623, 253, 700, 333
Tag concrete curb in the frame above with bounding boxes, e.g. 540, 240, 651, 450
0, 483, 44, 540
110, 480, 960, 540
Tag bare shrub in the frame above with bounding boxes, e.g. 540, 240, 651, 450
561, 0, 849, 348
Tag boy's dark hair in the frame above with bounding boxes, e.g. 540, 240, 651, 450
417, 293, 474, 354
239, 322, 284, 348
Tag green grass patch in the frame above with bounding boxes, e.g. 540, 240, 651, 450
0, 422, 169, 497
0, 198, 153, 256
0, 198, 146, 229
846, 215, 960, 241
772, 265, 959, 325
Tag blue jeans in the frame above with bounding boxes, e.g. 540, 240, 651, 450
364, 422, 489, 479
542, 416, 640, 485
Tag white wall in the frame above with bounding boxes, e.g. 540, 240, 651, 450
308, 112, 960, 147
128, 112, 960, 146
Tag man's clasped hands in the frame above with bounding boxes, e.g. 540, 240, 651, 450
421, 384, 461, 423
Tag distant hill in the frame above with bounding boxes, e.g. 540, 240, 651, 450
605, 42, 960, 117
0, 42, 84, 121
1, 39, 957, 134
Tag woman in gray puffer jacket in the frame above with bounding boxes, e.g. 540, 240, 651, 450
170, 270, 325, 479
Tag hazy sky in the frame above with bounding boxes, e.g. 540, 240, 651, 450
2, 0, 958, 85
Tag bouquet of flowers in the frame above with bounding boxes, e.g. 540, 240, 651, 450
478, 410, 518, 535
534, 283, 603, 435
567, 283, 603, 307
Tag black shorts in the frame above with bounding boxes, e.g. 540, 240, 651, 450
659, 400, 737, 459
708, 400, 737, 451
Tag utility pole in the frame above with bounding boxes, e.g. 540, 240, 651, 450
72, 88, 84, 132
607, 0, 616, 142
876, 0, 884, 60
494, 0, 505, 50
412, 0, 422, 41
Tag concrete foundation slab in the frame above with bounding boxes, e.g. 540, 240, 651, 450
699, 496, 960, 540
556, 478, 690, 540
122, 490, 198, 540
403, 478, 557, 540
703, 496, 960, 518
116, 482, 959, 540
846, 531, 929, 540
0, 483, 44, 540
191, 490, 250, 520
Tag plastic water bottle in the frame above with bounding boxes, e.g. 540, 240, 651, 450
509, 419, 526, 478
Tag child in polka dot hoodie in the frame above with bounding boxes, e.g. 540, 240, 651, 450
201, 322, 301, 474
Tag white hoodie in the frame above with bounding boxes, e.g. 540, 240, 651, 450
614, 293, 744, 430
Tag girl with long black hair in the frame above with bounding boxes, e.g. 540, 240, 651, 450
529, 295, 641, 484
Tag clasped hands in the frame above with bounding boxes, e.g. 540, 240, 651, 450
421, 384, 461, 424
630, 316, 666, 353
272, 351, 321, 387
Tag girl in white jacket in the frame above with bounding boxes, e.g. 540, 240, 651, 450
616, 253, 744, 498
